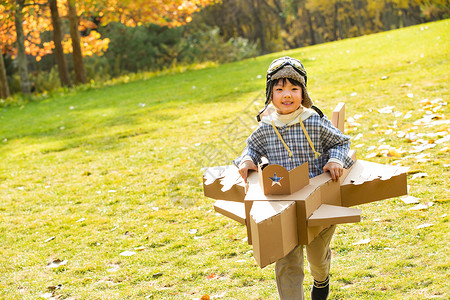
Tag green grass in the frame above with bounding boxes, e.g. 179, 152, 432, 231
0, 20, 449, 299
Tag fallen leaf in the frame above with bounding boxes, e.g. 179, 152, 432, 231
409, 144, 436, 153
47, 259, 68, 268
353, 238, 371, 245
44, 236, 56, 243
377, 106, 395, 114
400, 196, 420, 204
207, 273, 219, 280
436, 135, 450, 144
397, 131, 406, 138
435, 198, 449, 203
213, 292, 227, 298
353, 133, 363, 140
47, 284, 63, 291
134, 246, 146, 251
415, 223, 433, 229
76, 218, 85, 223
387, 148, 402, 157
411, 173, 428, 180
409, 202, 433, 211
119, 251, 136, 256
201, 295, 211, 300
365, 152, 377, 159
189, 229, 198, 235
403, 112, 412, 119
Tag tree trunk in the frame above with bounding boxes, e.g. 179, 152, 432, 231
49, 0, 71, 87
351, 0, 363, 35
249, 0, 267, 53
333, 1, 339, 40
306, 9, 316, 45
14, 0, 31, 94
0, 50, 10, 99
67, 0, 86, 84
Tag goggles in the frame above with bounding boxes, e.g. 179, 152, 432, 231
267, 57, 307, 82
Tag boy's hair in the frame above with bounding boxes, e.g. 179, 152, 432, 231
269, 78, 303, 100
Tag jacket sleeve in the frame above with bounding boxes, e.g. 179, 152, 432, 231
319, 117, 354, 168
233, 127, 267, 167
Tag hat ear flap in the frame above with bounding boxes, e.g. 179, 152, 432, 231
301, 85, 313, 108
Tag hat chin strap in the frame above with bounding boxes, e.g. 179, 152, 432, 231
256, 103, 269, 122
257, 82, 273, 122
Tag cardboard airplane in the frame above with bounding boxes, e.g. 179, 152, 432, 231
203, 103, 409, 268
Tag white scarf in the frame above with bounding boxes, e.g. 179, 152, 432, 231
260, 106, 315, 127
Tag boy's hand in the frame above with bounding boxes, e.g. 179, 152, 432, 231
238, 160, 258, 183
323, 162, 343, 181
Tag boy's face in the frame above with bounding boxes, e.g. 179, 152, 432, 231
272, 79, 303, 115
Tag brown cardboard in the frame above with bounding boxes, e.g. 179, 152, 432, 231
203, 165, 246, 202
250, 200, 298, 268
202, 102, 409, 269
214, 200, 246, 225
258, 162, 309, 195
341, 160, 408, 207
308, 204, 361, 227
331, 102, 345, 132
340, 149, 357, 184
245, 170, 341, 246
294, 173, 341, 245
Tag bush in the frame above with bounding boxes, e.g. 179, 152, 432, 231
180, 25, 258, 64
99, 23, 184, 76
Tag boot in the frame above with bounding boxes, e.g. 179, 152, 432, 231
311, 276, 329, 300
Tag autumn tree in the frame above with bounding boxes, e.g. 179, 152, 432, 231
0, 3, 13, 98
194, 0, 446, 52
14, 0, 31, 94
67, 0, 86, 84
0, 51, 9, 98
64, 0, 216, 84
50, 0, 71, 87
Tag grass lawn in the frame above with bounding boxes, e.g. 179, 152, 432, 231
0, 20, 448, 299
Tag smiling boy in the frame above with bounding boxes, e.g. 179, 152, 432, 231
234, 57, 354, 300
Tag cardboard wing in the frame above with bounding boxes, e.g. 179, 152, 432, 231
308, 204, 361, 227
341, 160, 408, 207
214, 200, 246, 225
203, 165, 246, 202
